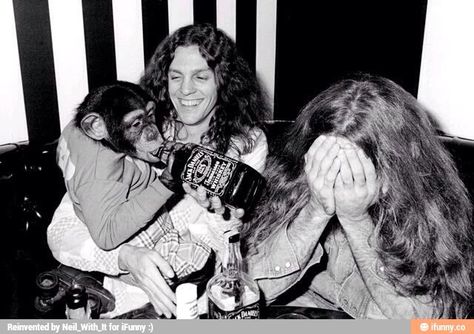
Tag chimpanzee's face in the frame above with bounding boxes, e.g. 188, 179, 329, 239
121, 101, 163, 163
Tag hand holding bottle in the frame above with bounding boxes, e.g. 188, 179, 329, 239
157, 141, 185, 193
184, 185, 244, 258
157, 143, 265, 209
183, 184, 245, 219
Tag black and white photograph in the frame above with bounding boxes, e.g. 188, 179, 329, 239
0, 0, 473, 330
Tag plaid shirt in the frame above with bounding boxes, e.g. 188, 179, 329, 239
47, 194, 212, 284
119, 208, 212, 286
47, 129, 267, 316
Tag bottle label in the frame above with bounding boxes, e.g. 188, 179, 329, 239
181, 146, 237, 196
209, 300, 260, 319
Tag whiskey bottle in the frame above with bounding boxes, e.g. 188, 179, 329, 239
206, 232, 260, 319
157, 143, 265, 210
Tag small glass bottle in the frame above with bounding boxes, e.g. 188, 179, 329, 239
206, 232, 260, 319
176, 283, 199, 319
157, 143, 265, 210
65, 284, 91, 319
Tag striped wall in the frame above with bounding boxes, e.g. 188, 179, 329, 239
1, 0, 277, 145
4, 0, 471, 145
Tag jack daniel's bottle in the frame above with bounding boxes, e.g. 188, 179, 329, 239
206, 232, 260, 319
157, 142, 265, 209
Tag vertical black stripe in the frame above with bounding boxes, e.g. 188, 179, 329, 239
13, 0, 60, 144
142, 0, 169, 66
411, 0, 428, 98
82, 0, 117, 90
193, 0, 216, 26
236, 0, 257, 72
273, 0, 428, 120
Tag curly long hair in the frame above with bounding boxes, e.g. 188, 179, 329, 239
243, 74, 473, 318
139, 23, 269, 155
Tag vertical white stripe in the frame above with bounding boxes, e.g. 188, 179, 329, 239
256, 0, 277, 116
168, 0, 194, 33
49, 0, 89, 130
0, 0, 29, 144
217, 0, 236, 40
418, 0, 474, 140
112, 0, 145, 83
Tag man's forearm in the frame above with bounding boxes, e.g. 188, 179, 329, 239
339, 216, 434, 318
287, 204, 332, 264
247, 204, 332, 302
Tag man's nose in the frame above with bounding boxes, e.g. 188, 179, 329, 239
180, 77, 195, 95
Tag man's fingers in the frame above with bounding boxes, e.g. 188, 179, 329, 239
345, 148, 365, 186
305, 136, 338, 180
305, 135, 328, 174
144, 279, 176, 318
210, 196, 225, 215
335, 172, 343, 189
144, 271, 176, 314
306, 135, 327, 161
233, 208, 245, 219
318, 143, 340, 178
183, 184, 211, 208
151, 253, 175, 279
312, 136, 337, 175
357, 149, 376, 184
196, 186, 210, 208
325, 157, 341, 186
339, 151, 353, 185
182, 183, 192, 194
141, 287, 165, 317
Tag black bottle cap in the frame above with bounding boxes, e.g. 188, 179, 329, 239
66, 284, 88, 310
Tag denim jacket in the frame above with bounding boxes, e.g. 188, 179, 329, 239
246, 221, 436, 319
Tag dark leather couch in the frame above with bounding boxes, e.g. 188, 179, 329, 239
1, 121, 473, 318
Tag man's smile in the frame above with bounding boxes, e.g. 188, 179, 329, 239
179, 98, 203, 107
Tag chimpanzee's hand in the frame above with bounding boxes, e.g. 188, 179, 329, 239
158, 146, 183, 193
159, 168, 182, 193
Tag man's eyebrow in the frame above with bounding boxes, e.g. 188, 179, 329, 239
168, 68, 211, 74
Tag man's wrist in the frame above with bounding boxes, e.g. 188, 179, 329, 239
304, 200, 334, 222
288, 203, 332, 239
338, 212, 373, 233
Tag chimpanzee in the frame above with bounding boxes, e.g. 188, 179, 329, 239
74, 81, 164, 163
56, 81, 177, 250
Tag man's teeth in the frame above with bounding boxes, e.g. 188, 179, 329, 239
180, 99, 200, 106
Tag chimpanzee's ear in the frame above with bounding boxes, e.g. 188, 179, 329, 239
80, 113, 109, 140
